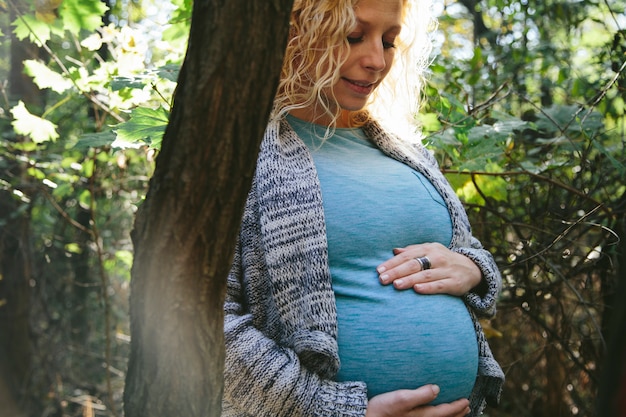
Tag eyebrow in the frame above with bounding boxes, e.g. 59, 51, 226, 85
355, 18, 402, 33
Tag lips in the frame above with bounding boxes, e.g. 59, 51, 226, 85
342, 77, 376, 95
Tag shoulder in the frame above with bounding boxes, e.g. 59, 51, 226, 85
362, 118, 438, 168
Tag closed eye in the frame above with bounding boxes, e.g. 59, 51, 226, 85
347, 36, 396, 49
383, 40, 396, 49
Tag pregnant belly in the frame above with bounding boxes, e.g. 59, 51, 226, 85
335, 290, 478, 404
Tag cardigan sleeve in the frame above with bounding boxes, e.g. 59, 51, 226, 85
223, 242, 369, 417
223, 189, 369, 417
455, 240, 502, 318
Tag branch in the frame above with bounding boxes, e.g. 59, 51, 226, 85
442, 168, 613, 218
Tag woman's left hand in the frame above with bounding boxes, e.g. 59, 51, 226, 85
376, 243, 482, 296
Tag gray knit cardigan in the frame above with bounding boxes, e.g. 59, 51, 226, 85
223, 117, 504, 417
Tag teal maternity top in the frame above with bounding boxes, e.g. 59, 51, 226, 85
287, 115, 478, 404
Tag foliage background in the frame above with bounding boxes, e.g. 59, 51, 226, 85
0, 0, 624, 416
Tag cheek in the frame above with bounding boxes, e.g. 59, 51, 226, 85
382, 51, 396, 77
386, 49, 396, 66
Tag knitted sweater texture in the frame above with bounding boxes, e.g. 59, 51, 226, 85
223, 118, 504, 417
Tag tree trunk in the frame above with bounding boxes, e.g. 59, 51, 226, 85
123, 1, 293, 416
0, 199, 31, 417
0, 3, 42, 416
597, 191, 626, 417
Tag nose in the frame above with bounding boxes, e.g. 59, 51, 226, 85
362, 40, 386, 72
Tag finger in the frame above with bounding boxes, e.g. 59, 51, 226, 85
377, 244, 428, 274
379, 258, 430, 286
393, 242, 445, 255
390, 269, 439, 290
367, 385, 441, 417
392, 246, 410, 255
413, 256, 482, 296
413, 277, 461, 295
411, 399, 470, 417
431, 399, 471, 417
378, 243, 449, 276
394, 384, 441, 409
378, 251, 436, 285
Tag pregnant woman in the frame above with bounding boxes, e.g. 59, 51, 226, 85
222, 0, 504, 416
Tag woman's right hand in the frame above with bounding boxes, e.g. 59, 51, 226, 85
365, 385, 470, 417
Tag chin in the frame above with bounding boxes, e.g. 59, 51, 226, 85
340, 102, 368, 112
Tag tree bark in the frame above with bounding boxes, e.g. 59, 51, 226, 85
123, 1, 293, 416
0, 3, 41, 416
0, 197, 31, 417
597, 191, 626, 417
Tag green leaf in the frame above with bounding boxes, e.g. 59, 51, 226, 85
164, 0, 192, 35
78, 189, 92, 209
468, 47, 483, 85
23, 60, 73, 94
490, 110, 526, 123
591, 138, 625, 174
10, 101, 59, 143
65, 243, 83, 254
492, 119, 528, 135
12, 13, 52, 45
11, 141, 39, 152
114, 107, 169, 149
110, 76, 148, 91
52, 183, 73, 199
535, 105, 578, 133
416, 113, 442, 133
59, 0, 109, 36
157, 65, 180, 82
82, 159, 95, 178
428, 129, 460, 147
115, 250, 134, 267
74, 131, 117, 150
27, 167, 46, 180
454, 124, 510, 170
578, 110, 605, 136
611, 96, 625, 116
453, 163, 508, 205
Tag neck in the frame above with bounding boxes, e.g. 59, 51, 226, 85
337, 110, 352, 128
288, 108, 354, 129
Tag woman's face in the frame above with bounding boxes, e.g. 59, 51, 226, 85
334, 0, 403, 115
291, 0, 403, 126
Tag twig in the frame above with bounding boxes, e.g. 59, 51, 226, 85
86, 148, 118, 417
40, 187, 92, 235
441, 168, 613, 218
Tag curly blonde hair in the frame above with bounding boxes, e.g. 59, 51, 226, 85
272, 0, 436, 136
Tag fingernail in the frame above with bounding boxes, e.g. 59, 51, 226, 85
377, 266, 386, 273
394, 279, 404, 287
431, 384, 440, 395
379, 274, 389, 283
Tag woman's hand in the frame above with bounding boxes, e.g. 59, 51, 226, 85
376, 243, 482, 296
365, 385, 470, 417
